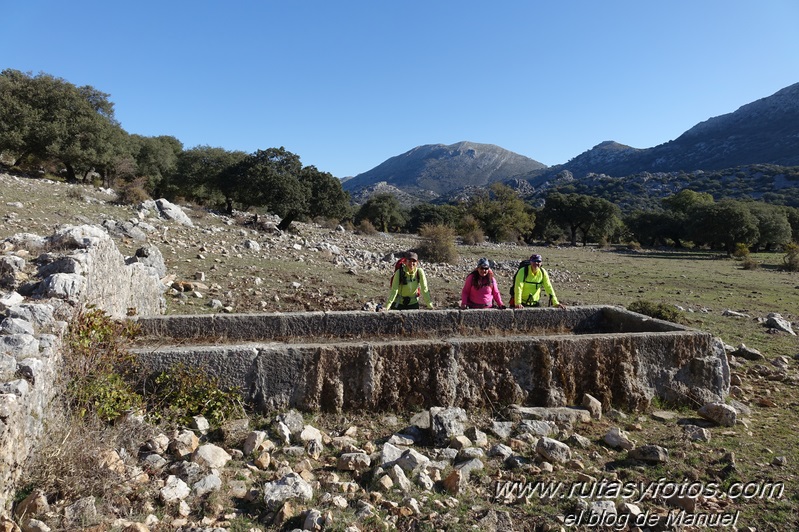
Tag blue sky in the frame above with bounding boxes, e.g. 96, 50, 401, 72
3, 1, 798, 178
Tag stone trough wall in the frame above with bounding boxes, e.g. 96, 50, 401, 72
0, 225, 166, 512
132, 306, 730, 414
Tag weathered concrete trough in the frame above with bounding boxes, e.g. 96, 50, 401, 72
131, 305, 729, 413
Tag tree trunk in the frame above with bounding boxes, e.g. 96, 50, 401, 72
64, 162, 78, 183
277, 211, 297, 232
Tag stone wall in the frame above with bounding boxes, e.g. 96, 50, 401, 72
0, 225, 166, 512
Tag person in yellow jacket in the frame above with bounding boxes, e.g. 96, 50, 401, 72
384, 252, 434, 310
511, 254, 565, 309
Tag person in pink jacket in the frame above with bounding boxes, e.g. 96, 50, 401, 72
460, 258, 505, 309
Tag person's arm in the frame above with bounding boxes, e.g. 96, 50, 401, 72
418, 268, 433, 308
385, 271, 400, 309
491, 277, 504, 308
541, 269, 562, 307
460, 273, 472, 309
513, 269, 524, 308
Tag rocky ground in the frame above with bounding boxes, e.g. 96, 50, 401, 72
1, 172, 798, 531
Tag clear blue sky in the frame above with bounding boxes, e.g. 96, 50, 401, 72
3, 1, 798, 178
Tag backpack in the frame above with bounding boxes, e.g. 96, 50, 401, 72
390, 257, 419, 287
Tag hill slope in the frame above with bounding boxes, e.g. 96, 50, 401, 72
342, 141, 546, 203
536, 82, 799, 181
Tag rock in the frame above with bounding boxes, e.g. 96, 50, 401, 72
160, 476, 190, 503
603, 427, 635, 450
764, 312, 795, 335
697, 402, 737, 427
582, 393, 602, 419
535, 437, 572, 463
429, 407, 467, 447
263, 472, 313, 511
337, 452, 371, 472
683, 425, 711, 442
628, 444, 669, 463
154, 198, 194, 227
191, 443, 231, 469
732, 343, 765, 361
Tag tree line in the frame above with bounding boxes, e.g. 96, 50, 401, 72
2, 69, 798, 252
0, 69, 349, 230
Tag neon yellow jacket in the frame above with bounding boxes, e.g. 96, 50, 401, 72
513, 266, 559, 307
386, 264, 433, 308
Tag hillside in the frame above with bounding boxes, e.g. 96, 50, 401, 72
342, 141, 546, 204
2, 172, 799, 530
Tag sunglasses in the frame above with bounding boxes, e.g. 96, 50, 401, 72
478, 266, 489, 270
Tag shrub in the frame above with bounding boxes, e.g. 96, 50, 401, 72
783, 242, 799, 272
64, 308, 143, 421
417, 224, 458, 264
460, 228, 485, 246
627, 241, 642, 251
741, 256, 759, 270
627, 300, 685, 324
355, 219, 378, 235
314, 216, 341, 230
115, 180, 150, 205
145, 363, 244, 426
732, 243, 750, 259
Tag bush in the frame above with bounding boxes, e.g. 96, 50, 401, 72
627, 300, 685, 324
732, 243, 750, 259
783, 242, 799, 272
417, 224, 458, 264
145, 363, 244, 426
115, 179, 150, 205
314, 216, 341, 230
741, 256, 760, 270
64, 308, 143, 421
460, 228, 485, 246
355, 219, 378, 235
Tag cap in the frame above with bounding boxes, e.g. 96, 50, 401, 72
529, 254, 543, 263
406, 252, 418, 261
476, 257, 490, 269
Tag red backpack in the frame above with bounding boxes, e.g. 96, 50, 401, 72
390, 257, 420, 288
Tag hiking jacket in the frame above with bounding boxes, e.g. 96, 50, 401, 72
461, 271, 504, 308
386, 264, 433, 309
512, 266, 559, 307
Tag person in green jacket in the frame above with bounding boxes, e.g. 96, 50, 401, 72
384, 252, 433, 310
511, 253, 565, 309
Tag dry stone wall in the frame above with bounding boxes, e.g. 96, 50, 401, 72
0, 224, 166, 512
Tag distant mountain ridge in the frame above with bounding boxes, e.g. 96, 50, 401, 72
344, 83, 799, 205
342, 141, 545, 202
530, 82, 799, 184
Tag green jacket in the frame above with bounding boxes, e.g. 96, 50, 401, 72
513, 266, 559, 307
386, 264, 433, 309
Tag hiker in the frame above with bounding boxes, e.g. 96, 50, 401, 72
511, 253, 565, 309
460, 257, 505, 309
383, 252, 434, 310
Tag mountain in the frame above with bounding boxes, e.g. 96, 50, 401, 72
533, 82, 799, 183
342, 141, 546, 203
343, 83, 799, 205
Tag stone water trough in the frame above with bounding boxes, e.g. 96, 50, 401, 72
131, 305, 729, 413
